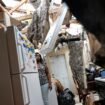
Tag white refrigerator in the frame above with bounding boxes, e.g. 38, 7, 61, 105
0, 26, 44, 105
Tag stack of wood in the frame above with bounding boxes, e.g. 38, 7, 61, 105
0, 0, 34, 35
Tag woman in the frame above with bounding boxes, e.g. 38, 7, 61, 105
35, 52, 52, 105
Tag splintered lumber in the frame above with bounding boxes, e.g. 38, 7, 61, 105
15, 14, 32, 21
0, 4, 10, 16
9, 0, 28, 14
6, 7, 27, 13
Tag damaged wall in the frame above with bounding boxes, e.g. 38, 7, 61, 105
46, 47, 78, 94
68, 41, 85, 89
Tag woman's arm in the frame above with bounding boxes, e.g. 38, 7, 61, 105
45, 64, 52, 89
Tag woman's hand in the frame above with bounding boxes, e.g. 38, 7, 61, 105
49, 83, 52, 91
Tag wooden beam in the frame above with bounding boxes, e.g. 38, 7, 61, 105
6, 7, 27, 13
15, 14, 32, 21
9, 0, 28, 14
6, 6, 33, 14
0, 4, 10, 16
0, 23, 6, 28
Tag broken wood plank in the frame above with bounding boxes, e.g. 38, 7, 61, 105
0, 4, 10, 16
6, 7, 27, 13
9, 0, 28, 14
15, 14, 32, 21
0, 23, 6, 28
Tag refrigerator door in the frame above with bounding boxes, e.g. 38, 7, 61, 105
6, 26, 37, 74
11, 73, 44, 105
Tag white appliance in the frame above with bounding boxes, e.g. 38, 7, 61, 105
0, 26, 44, 105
